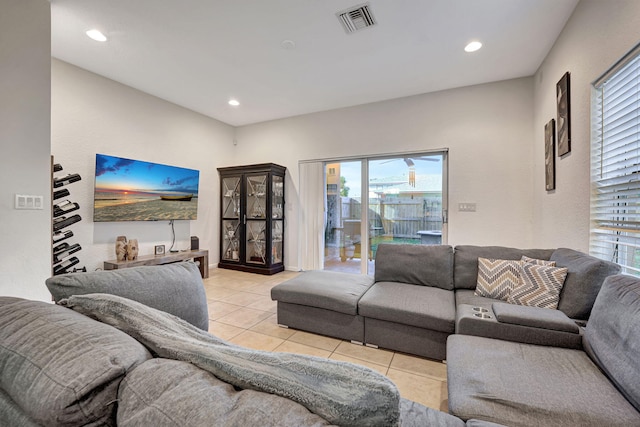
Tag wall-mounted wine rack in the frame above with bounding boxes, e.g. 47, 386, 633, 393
52, 157, 85, 275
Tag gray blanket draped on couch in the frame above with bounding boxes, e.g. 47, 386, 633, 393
61, 293, 401, 427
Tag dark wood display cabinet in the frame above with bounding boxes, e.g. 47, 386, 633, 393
217, 163, 285, 275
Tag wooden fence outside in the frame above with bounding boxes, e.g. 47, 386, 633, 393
342, 197, 442, 238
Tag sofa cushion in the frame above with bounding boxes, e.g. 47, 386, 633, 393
474, 258, 521, 300
0, 297, 151, 427
584, 274, 640, 412
399, 398, 465, 427
270, 270, 374, 315
46, 261, 209, 330
447, 334, 640, 426
359, 281, 456, 333
550, 248, 621, 320
375, 244, 454, 290
454, 246, 555, 290
455, 289, 502, 309
118, 358, 331, 426
491, 302, 579, 334
506, 263, 568, 309
0, 388, 40, 427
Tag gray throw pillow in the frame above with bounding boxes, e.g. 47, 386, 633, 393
550, 248, 621, 319
46, 261, 209, 330
0, 297, 151, 426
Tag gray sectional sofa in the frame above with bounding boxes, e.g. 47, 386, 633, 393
272, 244, 620, 360
272, 244, 640, 426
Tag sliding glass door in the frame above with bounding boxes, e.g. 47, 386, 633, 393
324, 161, 366, 273
324, 152, 446, 274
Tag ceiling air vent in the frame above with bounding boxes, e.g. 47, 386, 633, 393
337, 3, 376, 34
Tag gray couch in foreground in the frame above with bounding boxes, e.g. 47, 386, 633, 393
271, 244, 620, 360
1, 262, 472, 427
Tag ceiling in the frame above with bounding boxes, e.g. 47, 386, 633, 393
51, 0, 579, 127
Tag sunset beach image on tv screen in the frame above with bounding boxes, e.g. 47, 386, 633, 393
93, 154, 200, 222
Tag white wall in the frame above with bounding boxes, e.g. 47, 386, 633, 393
0, 0, 52, 301
532, 0, 640, 251
51, 59, 235, 272
235, 78, 536, 270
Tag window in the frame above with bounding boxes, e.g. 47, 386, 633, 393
591, 44, 640, 275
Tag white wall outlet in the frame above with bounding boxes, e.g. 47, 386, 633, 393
459, 202, 477, 212
15, 194, 44, 210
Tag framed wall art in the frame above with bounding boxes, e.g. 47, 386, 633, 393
556, 72, 571, 156
545, 118, 556, 191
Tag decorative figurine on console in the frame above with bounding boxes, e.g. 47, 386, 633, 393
115, 236, 127, 261
125, 239, 139, 260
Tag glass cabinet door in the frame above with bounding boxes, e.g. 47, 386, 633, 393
222, 219, 240, 262
272, 220, 283, 264
246, 220, 266, 264
221, 176, 241, 262
272, 175, 284, 220
222, 177, 240, 219
271, 175, 284, 264
246, 174, 267, 220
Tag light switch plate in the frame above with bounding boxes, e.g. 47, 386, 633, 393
15, 194, 44, 210
459, 202, 477, 212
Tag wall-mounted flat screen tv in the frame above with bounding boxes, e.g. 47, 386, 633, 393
93, 153, 199, 222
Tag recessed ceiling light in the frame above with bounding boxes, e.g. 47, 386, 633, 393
86, 29, 107, 42
464, 41, 482, 53
228, 99, 240, 107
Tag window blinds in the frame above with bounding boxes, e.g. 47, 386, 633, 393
590, 47, 640, 275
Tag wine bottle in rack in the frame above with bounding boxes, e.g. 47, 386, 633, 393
53, 214, 82, 232
53, 242, 69, 254
53, 230, 73, 243
53, 243, 82, 264
53, 257, 79, 275
53, 188, 70, 200
53, 173, 81, 188
53, 200, 80, 217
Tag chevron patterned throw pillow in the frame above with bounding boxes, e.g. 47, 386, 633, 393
475, 258, 522, 300
507, 263, 568, 309
520, 255, 556, 266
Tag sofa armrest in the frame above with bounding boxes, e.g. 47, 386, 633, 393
491, 302, 580, 334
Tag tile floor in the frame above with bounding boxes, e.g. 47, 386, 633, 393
204, 268, 449, 412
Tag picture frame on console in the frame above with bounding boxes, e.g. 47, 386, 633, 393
545, 118, 556, 191
556, 71, 571, 156
154, 245, 165, 256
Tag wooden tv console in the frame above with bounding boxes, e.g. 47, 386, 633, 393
103, 249, 209, 278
